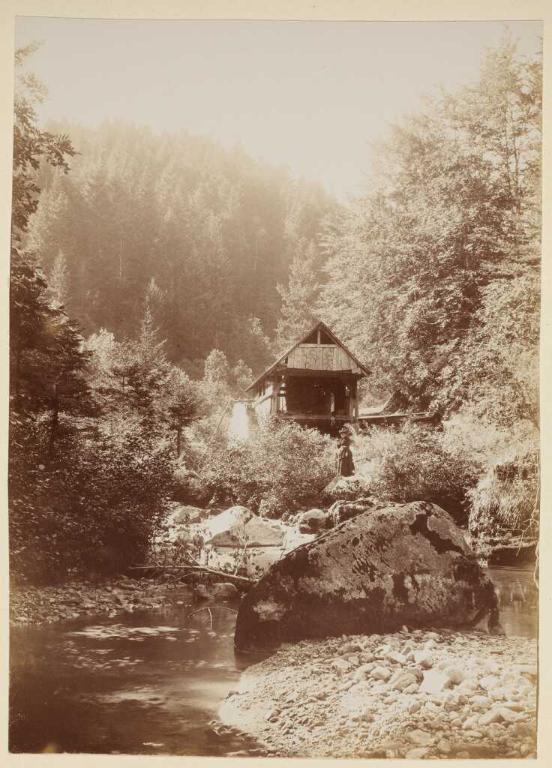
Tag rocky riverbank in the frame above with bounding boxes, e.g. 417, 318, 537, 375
9, 576, 196, 626
220, 628, 537, 759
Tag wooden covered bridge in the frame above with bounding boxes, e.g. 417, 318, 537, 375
246, 320, 436, 434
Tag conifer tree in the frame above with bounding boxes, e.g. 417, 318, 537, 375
12, 44, 74, 245
276, 239, 320, 350
124, 294, 171, 424
47, 250, 69, 306
10, 45, 88, 451
164, 368, 200, 456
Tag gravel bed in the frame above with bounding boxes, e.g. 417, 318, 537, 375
219, 628, 537, 759
10, 576, 194, 625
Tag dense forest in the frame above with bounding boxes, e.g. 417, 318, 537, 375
26, 121, 334, 375
9, 37, 541, 585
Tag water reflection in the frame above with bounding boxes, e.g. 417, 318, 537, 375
9, 566, 537, 755
9, 603, 265, 755
487, 565, 538, 638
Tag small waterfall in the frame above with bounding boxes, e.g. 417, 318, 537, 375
227, 401, 250, 442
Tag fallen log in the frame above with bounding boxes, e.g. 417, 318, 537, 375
129, 564, 256, 587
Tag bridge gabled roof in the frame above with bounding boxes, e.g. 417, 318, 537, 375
246, 319, 370, 392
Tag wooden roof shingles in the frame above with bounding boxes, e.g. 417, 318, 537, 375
246, 319, 370, 392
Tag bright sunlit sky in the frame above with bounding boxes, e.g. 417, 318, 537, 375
15, 18, 542, 200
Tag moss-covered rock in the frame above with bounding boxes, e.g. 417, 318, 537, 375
234, 501, 499, 650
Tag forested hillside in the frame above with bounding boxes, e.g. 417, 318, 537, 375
9, 37, 541, 586
25, 122, 334, 374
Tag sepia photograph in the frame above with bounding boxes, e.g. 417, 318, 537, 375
6, 6, 543, 762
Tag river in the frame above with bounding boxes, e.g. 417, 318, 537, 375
9, 566, 537, 756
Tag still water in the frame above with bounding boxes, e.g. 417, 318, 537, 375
9, 567, 537, 756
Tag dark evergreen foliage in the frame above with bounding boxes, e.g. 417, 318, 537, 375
27, 122, 334, 374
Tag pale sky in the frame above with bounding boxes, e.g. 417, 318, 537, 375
15, 18, 542, 200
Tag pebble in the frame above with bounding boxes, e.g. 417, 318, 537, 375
413, 650, 433, 669
342, 641, 362, 653
495, 706, 520, 723
479, 675, 500, 690
445, 667, 465, 685
386, 650, 407, 665
409, 729, 433, 746
370, 666, 392, 682
471, 695, 490, 707
218, 629, 537, 760
352, 663, 374, 680
462, 714, 479, 730
478, 709, 502, 726
404, 747, 429, 759
332, 658, 351, 675
419, 669, 449, 694
389, 671, 419, 691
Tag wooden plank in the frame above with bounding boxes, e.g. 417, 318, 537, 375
270, 380, 278, 414
277, 413, 353, 422
286, 343, 364, 373
281, 368, 362, 379
288, 344, 339, 371
352, 379, 359, 419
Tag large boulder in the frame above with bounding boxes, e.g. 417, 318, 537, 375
202, 505, 253, 543
297, 508, 330, 534
328, 497, 378, 527
234, 502, 500, 651
208, 515, 285, 548
242, 517, 285, 547
321, 474, 372, 503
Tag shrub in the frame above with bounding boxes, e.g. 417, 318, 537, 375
192, 417, 335, 515
354, 422, 478, 522
443, 409, 539, 545
172, 464, 211, 506
467, 446, 539, 545
9, 413, 176, 584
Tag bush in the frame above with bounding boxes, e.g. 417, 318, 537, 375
191, 417, 335, 515
172, 464, 211, 506
9, 413, 176, 584
442, 409, 539, 545
467, 446, 539, 545
354, 422, 478, 522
